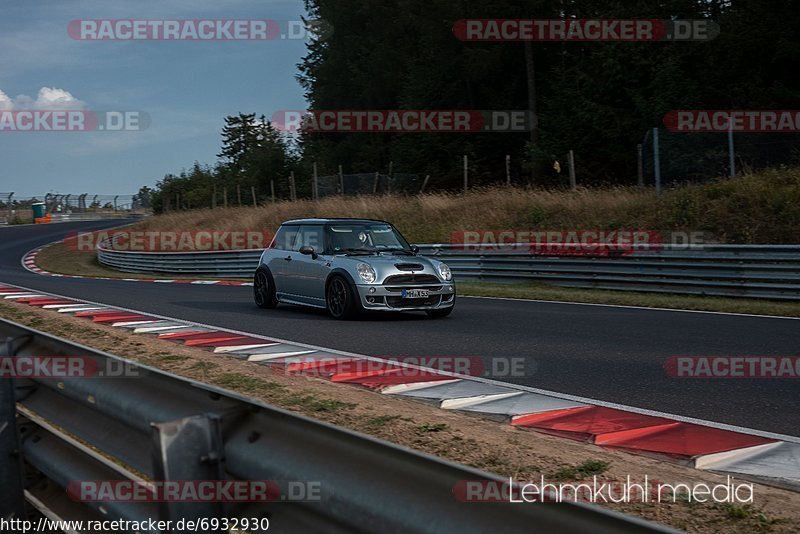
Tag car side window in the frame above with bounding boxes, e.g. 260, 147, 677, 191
294, 225, 324, 252
272, 225, 300, 250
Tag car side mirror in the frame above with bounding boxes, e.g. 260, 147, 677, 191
299, 245, 318, 259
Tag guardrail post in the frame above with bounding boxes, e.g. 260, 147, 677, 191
151, 413, 227, 532
568, 150, 577, 191
636, 144, 644, 188
420, 175, 430, 194
1, 337, 27, 520
463, 155, 468, 194
312, 162, 319, 200
728, 120, 736, 179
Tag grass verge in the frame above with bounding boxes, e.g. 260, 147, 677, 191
459, 282, 800, 317
33, 241, 247, 281
134, 167, 800, 244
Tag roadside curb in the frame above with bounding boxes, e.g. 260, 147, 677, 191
1, 280, 798, 493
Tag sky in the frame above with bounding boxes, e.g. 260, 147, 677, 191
0, 0, 309, 197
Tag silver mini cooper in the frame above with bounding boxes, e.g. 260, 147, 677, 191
253, 218, 455, 319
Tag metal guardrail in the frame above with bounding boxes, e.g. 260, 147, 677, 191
97, 245, 264, 278
0, 319, 665, 533
96, 240, 800, 300
50, 213, 135, 222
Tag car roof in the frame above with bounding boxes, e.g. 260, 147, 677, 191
281, 218, 391, 225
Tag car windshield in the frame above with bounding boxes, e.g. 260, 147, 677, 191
327, 223, 411, 253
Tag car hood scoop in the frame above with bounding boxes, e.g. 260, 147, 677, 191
394, 263, 425, 271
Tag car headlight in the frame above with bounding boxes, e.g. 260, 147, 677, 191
357, 263, 377, 283
438, 262, 452, 281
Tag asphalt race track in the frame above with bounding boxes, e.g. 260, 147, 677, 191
1, 221, 799, 436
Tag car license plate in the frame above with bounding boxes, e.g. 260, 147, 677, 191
402, 289, 429, 298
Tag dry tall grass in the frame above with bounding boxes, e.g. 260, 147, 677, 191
134, 167, 800, 244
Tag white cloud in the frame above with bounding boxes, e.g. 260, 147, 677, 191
0, 87, 86, 110
34, 87, 85, 109
0, 90, 13, 110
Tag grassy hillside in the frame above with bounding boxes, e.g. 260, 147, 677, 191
133, 167, 800, 244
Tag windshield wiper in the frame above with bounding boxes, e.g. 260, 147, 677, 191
381, 247, 415, 255
337, 248, 376, 256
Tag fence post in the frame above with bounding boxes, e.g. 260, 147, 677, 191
728, 120, 736, 179
223, 188, 228, 209
568, 150, 576, 191
251, 186, 257, 208
290, 172, 297, 201
313, 162, 319, 200
373, 172, 379, 194
114, 195, 119, 211
270, 180, 275, 202
420, 175, 430, 194
338, 165, 344, 195
637, 144, 644, 188
653, 128, 662, 196
212, 186, 217, 209
463, 155, 468, 194
506, 154, 511, 186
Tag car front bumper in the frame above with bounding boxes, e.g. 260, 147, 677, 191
355, 282, 456, 311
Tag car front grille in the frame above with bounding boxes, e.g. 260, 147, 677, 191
386, 295, 441, 308
383, 274, 440, 285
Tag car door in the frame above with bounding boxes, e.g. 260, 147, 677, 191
287, 225, 328, 305
267, 224, 300, 296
